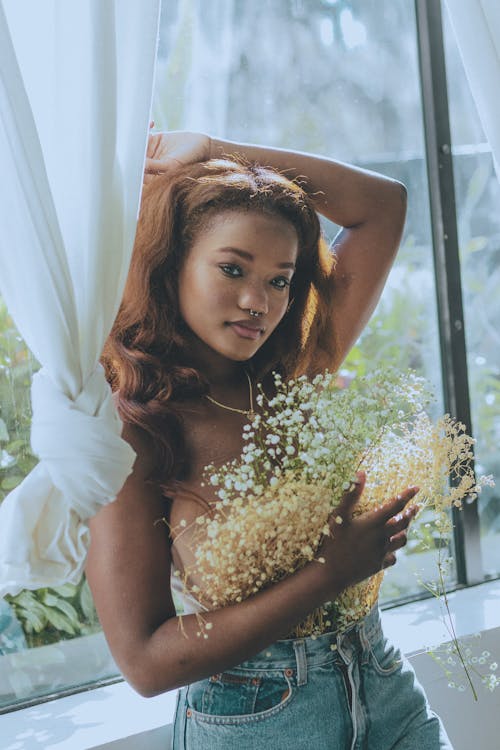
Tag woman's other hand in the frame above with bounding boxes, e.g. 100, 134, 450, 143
144, 129, 211, 184
316, 471, 419, 600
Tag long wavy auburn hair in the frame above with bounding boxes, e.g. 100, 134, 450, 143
101, 158, 337, 486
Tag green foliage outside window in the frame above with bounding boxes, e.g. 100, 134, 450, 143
0, 299, 99, 648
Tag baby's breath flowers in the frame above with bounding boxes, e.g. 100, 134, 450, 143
177, 367, 494, 692
427, 636, 500, 696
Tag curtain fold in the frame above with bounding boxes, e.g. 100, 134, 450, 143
0, 0, 161, 597
445, 0, 500, 180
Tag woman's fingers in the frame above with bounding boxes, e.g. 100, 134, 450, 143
385, 504, 419, 536
331, 482, 419, 533
365, 486, 420, 525
327, 481, 419, 581
144, 132, 211, 174
382, 552, 397, 569
331, 471, 366, 525
378, 532, 409, 571
381, 503, 419, 564
144, 156, 183, 174
387, 529, 409, 552
381, 499, 419, 562
144, 157, 163, 173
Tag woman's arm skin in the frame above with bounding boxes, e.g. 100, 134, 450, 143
87, 425, 418, 698
145, 130, 407, 363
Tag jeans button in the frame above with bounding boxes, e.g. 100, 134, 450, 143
284, 668, 294, 677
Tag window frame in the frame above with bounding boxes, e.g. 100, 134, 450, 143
415, 0, 485, 588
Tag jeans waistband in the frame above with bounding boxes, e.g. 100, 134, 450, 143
231, 604, 382, 674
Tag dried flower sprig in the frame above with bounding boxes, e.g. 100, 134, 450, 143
428, 636, 500, 695
174, 367, 495, 693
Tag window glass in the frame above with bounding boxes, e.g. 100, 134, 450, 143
0, 303, 117, 711
443, 6, 500, 578
154, 0, 449, 601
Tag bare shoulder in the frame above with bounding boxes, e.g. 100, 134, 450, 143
89, 420, 167, 534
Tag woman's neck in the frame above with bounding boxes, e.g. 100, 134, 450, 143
178, 333, 247, 387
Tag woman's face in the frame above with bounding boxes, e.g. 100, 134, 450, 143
178, 209, 298, 363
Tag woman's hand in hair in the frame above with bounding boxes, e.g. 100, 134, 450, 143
144, 130, 211, 183
314, 471, 419, 599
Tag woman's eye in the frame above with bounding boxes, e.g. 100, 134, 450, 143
219, 264, 243, 278
271, 277, 291, 290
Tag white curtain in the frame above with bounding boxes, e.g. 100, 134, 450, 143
153, 0, 235, 134
445, 0, 500, 180
0, 0, 161, 597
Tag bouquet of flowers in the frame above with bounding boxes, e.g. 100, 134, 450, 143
175, 368, 494, 689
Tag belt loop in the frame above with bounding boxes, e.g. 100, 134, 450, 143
292, 639, 308, 686
360, 615, 374, 649
357, 619, 371, 666
357, 618, 365, 646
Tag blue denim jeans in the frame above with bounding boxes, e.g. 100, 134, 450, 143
172, 605, 453, 749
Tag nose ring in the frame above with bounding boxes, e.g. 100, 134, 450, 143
249, 309, 262, 318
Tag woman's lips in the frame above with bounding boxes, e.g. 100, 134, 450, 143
229, 322, 263, 340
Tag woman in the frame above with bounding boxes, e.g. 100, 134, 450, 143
87, 131, 452, 748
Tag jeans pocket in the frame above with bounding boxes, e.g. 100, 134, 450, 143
368, 635, 403, 676
187, 669, 295, 725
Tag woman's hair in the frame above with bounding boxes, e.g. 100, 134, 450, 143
101, 158, 337, 486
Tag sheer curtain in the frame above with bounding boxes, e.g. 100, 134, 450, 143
445, 0, 500, 180
0, 0, 161, 596
153, 0, 235, 133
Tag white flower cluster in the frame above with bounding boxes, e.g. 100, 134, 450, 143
207, 368, 431, 510
178, 367, 495, 691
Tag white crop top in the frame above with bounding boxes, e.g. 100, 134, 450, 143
170, 563, 208, 616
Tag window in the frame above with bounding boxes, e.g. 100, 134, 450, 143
0, 0, 497, 713
442, 8, 500, 580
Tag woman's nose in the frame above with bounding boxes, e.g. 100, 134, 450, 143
238, 281, 269, 315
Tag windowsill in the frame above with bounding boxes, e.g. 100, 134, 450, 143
1, 578, 500, 750
381, 577, 500, 654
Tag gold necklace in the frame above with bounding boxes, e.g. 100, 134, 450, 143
205, 370, 255, 419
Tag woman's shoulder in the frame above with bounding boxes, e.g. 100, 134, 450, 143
111, 388, 173, 480
120, 420, 159, 481
88, 416, 170, 556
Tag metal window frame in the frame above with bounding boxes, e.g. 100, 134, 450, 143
414, 0, 483, 585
